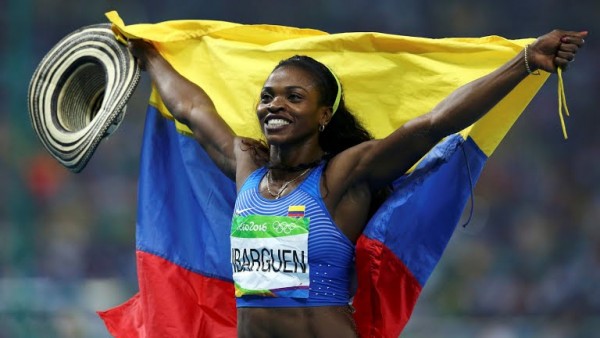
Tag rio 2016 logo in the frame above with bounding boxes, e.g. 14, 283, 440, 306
236, 221, 267, 232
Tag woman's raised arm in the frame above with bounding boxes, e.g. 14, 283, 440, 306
349, 29, 586, 191
128, 40, 239, 179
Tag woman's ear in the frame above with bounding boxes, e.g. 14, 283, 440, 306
319, 106, 333, 127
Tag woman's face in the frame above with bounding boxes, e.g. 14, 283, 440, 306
257, 66, 328, 146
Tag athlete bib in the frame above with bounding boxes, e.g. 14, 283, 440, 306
231, 214, 310, 298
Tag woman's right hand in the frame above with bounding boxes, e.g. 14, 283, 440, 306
128, 39, 160, 71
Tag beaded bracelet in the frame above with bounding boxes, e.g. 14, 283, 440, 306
524, 44, 540, 75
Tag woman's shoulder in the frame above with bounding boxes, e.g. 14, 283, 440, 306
326, 139, 379, 170
322, 140, 379, 192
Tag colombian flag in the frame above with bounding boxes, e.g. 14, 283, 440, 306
288, 205, 306, 218
98, 11, 551, 338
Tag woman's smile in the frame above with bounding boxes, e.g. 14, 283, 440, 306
264, 117, 291, 130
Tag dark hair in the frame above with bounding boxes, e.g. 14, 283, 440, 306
274, 55, 373, 157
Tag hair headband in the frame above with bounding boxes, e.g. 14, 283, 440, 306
325, 65, 342, 114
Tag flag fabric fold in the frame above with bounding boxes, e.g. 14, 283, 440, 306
99, 11, 550, 337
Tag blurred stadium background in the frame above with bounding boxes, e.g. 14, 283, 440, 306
1, 0, 599, 337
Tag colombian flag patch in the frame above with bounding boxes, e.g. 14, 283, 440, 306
288, 205, 305, 218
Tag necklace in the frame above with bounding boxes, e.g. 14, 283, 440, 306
266, 168, 311, 199
267, 158, 323, 172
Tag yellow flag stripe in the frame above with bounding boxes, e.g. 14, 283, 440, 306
108, 11, 550, 158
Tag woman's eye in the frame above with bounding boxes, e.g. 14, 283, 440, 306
260, 93, 272, 103
288, 94, 302, 102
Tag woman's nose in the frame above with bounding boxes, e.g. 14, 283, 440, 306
267, 97, 284, 112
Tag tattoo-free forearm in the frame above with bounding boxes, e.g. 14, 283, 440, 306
144, 51, 237, 176
428, 50, 529, 138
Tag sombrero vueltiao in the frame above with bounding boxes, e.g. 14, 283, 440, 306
28, 23, 140, 173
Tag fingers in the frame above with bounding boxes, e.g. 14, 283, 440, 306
560, 31, 587, 48
554, 56, 571, 70
127, 40, 147, 70
555, 31, 587, 71
127, 39, 159, 71
556, 50, 575, 61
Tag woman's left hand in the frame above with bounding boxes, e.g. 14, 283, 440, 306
529, 29, 587, 73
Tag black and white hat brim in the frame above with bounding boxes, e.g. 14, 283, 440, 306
28, 23, 140, 173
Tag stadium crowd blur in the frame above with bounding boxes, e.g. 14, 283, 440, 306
1, 0, 598, 337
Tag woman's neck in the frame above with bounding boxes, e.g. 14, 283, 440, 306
268, 142, 325, 174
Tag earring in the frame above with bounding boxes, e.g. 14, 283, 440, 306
319, 124, 325, 132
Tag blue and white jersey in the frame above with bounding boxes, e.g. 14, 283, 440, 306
231, 163, 355, 308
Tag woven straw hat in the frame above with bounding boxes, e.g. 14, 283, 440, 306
28, 23, 140, 173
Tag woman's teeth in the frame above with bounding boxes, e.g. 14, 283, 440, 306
266, 119, 290, 127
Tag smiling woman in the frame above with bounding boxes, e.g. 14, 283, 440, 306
127, 28, 586, 337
